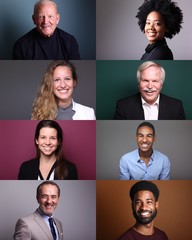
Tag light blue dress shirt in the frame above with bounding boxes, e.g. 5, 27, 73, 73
119, 149, 170, 180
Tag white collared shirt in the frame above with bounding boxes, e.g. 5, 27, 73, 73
141, 96, 160, 120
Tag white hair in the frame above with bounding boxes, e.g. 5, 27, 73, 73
136, 61, 166, 83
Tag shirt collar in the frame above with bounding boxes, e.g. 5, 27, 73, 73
136, 149, 154, 162
141, 95, 160, 106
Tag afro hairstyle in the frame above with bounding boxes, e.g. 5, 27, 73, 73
130, 181, 160, 202
136, 0, 183, 39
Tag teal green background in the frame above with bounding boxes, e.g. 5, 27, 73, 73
96, 60, 192, 119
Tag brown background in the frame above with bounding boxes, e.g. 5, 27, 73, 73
96, 180, 192, 240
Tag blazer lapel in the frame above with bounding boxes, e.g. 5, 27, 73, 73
54, 218, 64, 240
33, 209, 53, 240
158, 94, 167, 120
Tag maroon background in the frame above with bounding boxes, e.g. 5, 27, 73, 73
0, 120, 96, 180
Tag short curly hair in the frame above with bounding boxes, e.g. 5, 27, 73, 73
130, 181, 160, 201
136, 0, 183, 39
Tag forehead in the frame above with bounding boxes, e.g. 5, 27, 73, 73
53, 66, 72, 76
137, 126, 154, 135
36, 2, 57, 13
39, 127, 57, 136
141, 65, 161, 77
40, 184, 59, 195
146, 11, 164, 22
134, 190, 155, 201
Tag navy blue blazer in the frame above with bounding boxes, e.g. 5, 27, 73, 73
114, 92, 186, 120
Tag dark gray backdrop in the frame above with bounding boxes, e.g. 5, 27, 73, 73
0, 60, 96, 119
0, 180, 96, 240
0, 0, 96, 59
96, 120, 192, 180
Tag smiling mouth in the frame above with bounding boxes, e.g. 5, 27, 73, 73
58, 89, 69, 93
139, 211, 151, 217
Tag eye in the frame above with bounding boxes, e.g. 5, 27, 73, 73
65, 77, 72, 81
54, 78, 60, 82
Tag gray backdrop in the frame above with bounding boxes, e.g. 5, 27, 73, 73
96, 120, 192, 180
96, 0, 192, 60
0, 60, 96, 119
0, 0, 96, 60
0, 180, 96, 240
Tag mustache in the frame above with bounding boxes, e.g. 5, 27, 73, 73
143, 87, 157, 93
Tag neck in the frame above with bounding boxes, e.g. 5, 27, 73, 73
139, 149, 153, 158
58, 98, 72, 108
139, 149, 153, 165
133, 221, 154, 235
39, 154, 56, 164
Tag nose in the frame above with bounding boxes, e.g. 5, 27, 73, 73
60, 79, 66, 88
139, 202, 147, 210
46, 196, 52, 203
147, 81, 153, 89
142, 136, 147, 142
42, 15, 48, 24
149, 22, 155, 30
45, 138, 51, 145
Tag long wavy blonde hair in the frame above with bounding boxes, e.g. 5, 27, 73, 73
32, 60, 77, 120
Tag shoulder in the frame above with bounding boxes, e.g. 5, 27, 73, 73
160, 93, 183, 104
121, 149, 138, 160
56, 28, 77, 41
117, 228, 137, 240
72, 101, 96, 120
20, 158, 39, 168
152, 40, 173, 59
153, 150, 169, 160
117, 93, 141, 104
73, 101, 94, 112
154, 227, 169, 238
14, 28, 37, 44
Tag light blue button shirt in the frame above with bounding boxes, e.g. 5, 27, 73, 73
119, 149, 170, 180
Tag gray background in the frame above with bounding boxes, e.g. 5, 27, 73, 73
0, 0, 96, 60
96, 120, 192, 180
0, 60, 96, 119
96, 0, 192, 60
0, 180, 96, 240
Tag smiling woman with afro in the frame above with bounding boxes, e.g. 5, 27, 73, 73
136, 0, 183, 60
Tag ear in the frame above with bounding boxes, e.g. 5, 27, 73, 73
73, 80, 77, 88
56, 13, 60, 25
32, 15, 36, 25
36, 139, 39, 145
155, 201, 159, 209
153, 134, 156, 142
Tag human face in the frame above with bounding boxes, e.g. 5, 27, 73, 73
145, 11, 167, 44
136, 126, 156, 153
132, 190, 158, 225
36, 127, 59, 157
138, 66, 163, 105
37, 184, 59, 216
33, 2, 60, 37
52, 66, 76, 107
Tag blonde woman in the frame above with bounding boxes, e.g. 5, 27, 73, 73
32, 60, 96, 120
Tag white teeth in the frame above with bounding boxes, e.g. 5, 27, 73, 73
59, 89, 68, 93
141, 212, 150, 216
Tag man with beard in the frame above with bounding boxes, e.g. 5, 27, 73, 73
119, 121, 170, 180
13, 181, 64, 240
114, 61, 185, 120
117, 180, 169, 240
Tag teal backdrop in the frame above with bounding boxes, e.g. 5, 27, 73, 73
96, 60, 192, 119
